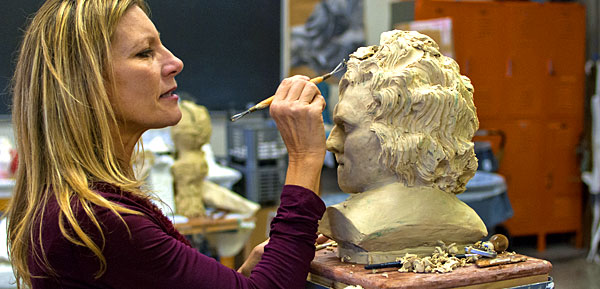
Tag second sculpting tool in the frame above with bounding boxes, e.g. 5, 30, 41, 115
364, 261, 403, 270
230, 60, 345, 122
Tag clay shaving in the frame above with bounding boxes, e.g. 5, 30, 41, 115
396, 241, 473, 274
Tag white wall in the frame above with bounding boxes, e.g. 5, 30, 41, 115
364, 0, 392, 45
0, 118, 14, 149
580, 0, 599, 59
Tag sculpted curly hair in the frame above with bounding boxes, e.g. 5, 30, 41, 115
340, 30, 479, 194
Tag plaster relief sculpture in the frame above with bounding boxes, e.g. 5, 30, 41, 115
172, 100, 259, 217
318, 30, 487, 264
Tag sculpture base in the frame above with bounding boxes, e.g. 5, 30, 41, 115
309, 248, 552, 289
336, 242, 471, 264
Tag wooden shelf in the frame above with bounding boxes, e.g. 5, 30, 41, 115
174, 217, 248, 236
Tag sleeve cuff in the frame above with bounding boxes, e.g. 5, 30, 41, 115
280, 185, 326, 219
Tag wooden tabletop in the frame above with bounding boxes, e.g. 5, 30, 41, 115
310, 248, 552, 289
174, 216, 253, 236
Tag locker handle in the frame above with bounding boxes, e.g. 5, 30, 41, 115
547, 59, 555, 76
546, 173, 553, 190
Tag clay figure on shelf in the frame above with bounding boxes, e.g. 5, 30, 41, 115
318, 30, 487, 264
171, 100, 259, 217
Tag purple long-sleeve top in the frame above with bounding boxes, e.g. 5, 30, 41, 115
28, 183, 325, 288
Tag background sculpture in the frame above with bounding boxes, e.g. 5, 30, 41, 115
171, 101, 212, 217
171, 100, 259, 218
319, 30, 487, 263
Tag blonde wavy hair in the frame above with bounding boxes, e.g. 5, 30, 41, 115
8, 0, 150, 287
340, 30, 479, 195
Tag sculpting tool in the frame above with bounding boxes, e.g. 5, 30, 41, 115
475, 254, 527, 268
488, 233, 509, 252
464, 233, 510, 259
465, 246, 497, 258
315, 241, 336, 251
364, 261, 403, 270
230, 60, 346, 122
454, 253, 479, 259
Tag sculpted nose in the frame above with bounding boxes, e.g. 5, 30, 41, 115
326, 125, 344, 154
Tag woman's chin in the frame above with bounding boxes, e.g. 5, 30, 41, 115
163, 110, 183, 127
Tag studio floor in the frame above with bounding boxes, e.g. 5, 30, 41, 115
512, 235, 600, 289
318, 165, 600, 289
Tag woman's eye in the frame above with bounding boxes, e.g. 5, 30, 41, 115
136, 49, 154, 58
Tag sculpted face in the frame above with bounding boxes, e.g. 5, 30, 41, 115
326, 82, 397, 194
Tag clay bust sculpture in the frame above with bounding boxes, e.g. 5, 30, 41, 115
318, 30, 487, 264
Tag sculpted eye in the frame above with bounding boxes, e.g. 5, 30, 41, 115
342, 122, 354, 133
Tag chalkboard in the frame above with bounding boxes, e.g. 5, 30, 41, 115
0, 1, 45, 115
146, 0, 282, 111
0, 1, 282, 114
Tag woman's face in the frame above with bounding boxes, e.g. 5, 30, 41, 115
110, 5, 184, 140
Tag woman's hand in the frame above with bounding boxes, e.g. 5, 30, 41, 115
316, 234, 330, 245
270, 75, 326, 193
237, 239, 269, 277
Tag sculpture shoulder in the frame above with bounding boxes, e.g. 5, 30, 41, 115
319, 184, 486, 242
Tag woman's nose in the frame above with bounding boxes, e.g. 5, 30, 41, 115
162, 47, 184, 77
326, 125, 344, 154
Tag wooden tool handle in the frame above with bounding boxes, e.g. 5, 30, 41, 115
310, 76, 325, 84
475, 254, 527, 268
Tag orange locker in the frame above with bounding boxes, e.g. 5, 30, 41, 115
416, 0, 585, 251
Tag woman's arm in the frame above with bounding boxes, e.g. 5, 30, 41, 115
269, 75, 327, 193
91, 185, 324, 289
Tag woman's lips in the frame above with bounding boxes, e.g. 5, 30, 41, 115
160, 86, 178, 98
159, 91, 179, 100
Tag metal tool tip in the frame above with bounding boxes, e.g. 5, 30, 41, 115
330, 59, 346, 76
230, 110, 249, 122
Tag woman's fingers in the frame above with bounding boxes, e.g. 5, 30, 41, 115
273, 75, 310, 101
286, 80, 307, 101
237, 238, 270, 277
270, 76, 326, 155
300, 81, 320, 104
316, 234, 330, 244
311, 94, 326, 111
